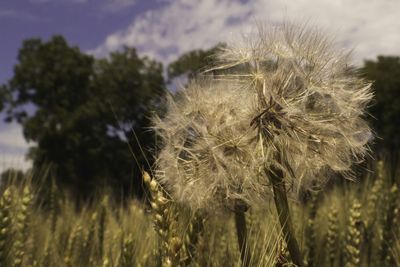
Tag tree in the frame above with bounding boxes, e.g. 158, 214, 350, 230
1, 36, 165, 200
361, 56, 400, 181
167, 44, 224, 81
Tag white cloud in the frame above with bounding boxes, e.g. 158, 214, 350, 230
252, 0, 400, 64
102, 0, 137, 13
0, 123, 31, 174
0, 123, 31, 151
91, 0, 400, 65
0, 154, 31, 174
90, 0, 253, 62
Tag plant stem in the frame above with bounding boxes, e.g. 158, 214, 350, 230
234, 200, 251, 267
267, 166, 303, 267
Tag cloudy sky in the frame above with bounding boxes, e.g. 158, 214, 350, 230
0, 0, 399, 173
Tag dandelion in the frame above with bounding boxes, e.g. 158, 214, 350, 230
154, 22, 373, 266
154, 80, 263, 210
154, 80, 261, 266
211, 22, 372, 187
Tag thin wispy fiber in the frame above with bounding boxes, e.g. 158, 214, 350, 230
154, 22, 373, 210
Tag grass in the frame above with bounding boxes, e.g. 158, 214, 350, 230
0, 161, 398, 267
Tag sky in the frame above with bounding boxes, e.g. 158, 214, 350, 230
0, 0, 399, 173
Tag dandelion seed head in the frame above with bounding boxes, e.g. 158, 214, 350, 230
154, 22, 373, 209
154, 80, 269, 209
211, 22, 373, 188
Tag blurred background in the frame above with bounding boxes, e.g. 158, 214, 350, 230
0, 0, 399, 201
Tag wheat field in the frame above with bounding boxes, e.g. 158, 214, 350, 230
0, 161, 398, 267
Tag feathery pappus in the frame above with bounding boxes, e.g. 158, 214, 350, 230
153, 22, 373, 210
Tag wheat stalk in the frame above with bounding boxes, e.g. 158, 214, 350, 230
143, 171, 182, 267
0, 188, 13, 267
345, 199, 362, 267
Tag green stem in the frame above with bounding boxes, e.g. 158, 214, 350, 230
183, 211, 205, 266
234, 200, 251, 267
267, 166, 303, 267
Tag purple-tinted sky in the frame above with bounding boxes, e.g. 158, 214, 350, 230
0, 0, 166, 84
1, 0, 400, 173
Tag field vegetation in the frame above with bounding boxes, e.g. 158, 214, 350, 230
0, 161, 398, 266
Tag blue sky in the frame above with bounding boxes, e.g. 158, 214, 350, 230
0, 0, 165, 84
1, 0, 400, 172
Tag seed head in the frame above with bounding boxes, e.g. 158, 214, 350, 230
154, 22, 373, 209
211, 22, 373, 188
154, 80, 264, 209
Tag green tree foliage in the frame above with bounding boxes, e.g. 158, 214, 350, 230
92, 48, 164, 172
361, 56, 400, 180
167, 44, 223, 81
0, 36, 165, 200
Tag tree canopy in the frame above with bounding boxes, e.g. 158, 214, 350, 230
167, 44, 223, 81
1, 36, 165, 200
361, 56, 400, 179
